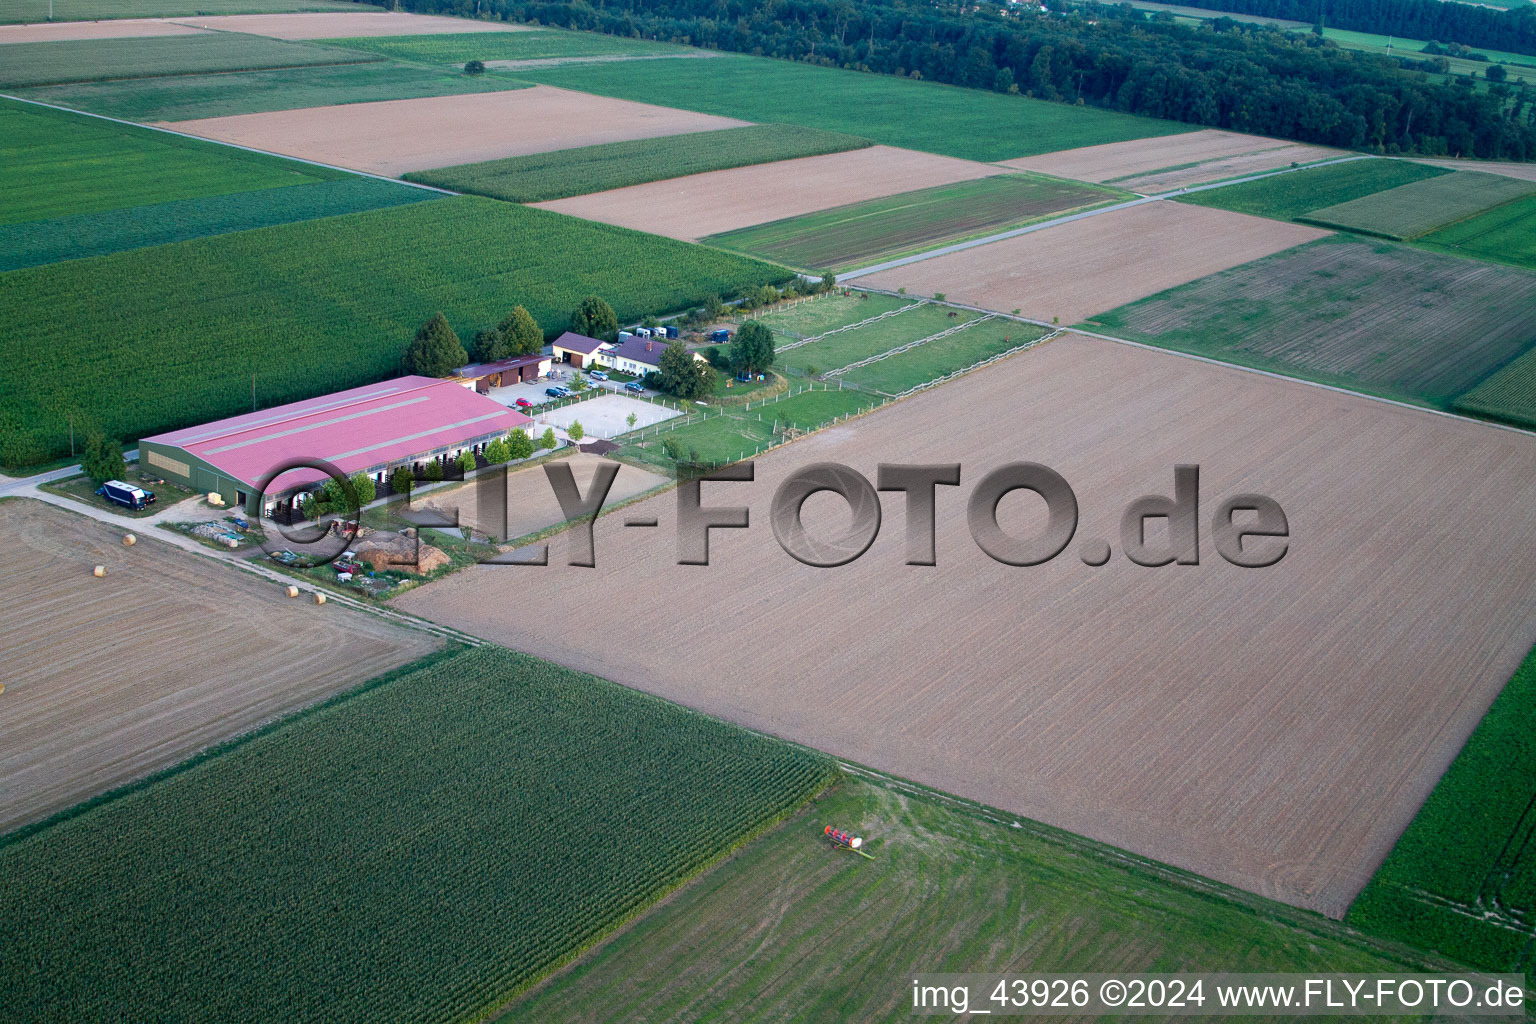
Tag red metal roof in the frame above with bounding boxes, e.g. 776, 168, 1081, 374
143, 376, 531, 494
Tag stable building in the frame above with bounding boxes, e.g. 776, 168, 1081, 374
455, 353, 553, 392
139, 376, 532, 515
550, 331, 611, 369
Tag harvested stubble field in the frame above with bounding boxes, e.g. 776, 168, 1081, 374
1091, 235, 1536, 409
405, 124, 873, 205
836, 318, 1049, 395
705, 173, 1129, 273
18, 60, 529, 121
533, 146, 998, 242
1000, 128, 1341, 192
1302, 170, 1536, 240
169, 11, 534, 38
1419, 192, 1536, 272
0, 644, 837, 1023
858, 201, 1327, 325
0, 499, 438, 837
1177, 158, 1448, 222
165, 86, 748, 177
0, 18, 208, 42
775, 302, 977, 374
401, 333, 1536, 917
0, 32, 369, 88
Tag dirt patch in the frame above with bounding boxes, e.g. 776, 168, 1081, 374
856, 201, 1328, 324
163, 86, 749, 176
0, 19, 207, 43
399, 333, 1536, 917
532, 393, 681, 439
0, 499, 437, 836
534, 146, 999, 240
167, 11, 537, 39
1002, 129, 1340, 189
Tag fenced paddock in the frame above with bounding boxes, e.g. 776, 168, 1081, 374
535, 392, 681, 438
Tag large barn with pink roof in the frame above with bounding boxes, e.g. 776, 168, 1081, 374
139, 376, 532, 514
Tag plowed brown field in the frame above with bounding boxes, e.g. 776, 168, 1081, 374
0, 19, 207, 43
533, 147, 999, 240
164, 86, 748, 176
0, 499, 438, 836
1001, 129, 1340, 189
856, 201, 1328, 324
400, 334, 1536, 916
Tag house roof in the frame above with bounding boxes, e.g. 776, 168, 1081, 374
143, 376, 532, 494
607, 334, 674, 368
455, 353, 546, 379
550, 331, 609, 356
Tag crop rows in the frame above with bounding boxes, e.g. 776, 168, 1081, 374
1451, 344, 1536, 429
1302, 170, 1536, 240
406, 124, 873, 204
0, 176, 435, 272
1178, 158, 1448, 222
1418, 192, 1536, 273
0, 33, 373, 89
1347, 643, 1536, 973
2, 97, 337, 225
0, 196, 789, 467
0, 646, 838, 1024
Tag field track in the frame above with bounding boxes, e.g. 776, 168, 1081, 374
401, 333, 1536, 917
533, 147, 999, 240
164, 86, 748, 176
0, 499, 438, 836
858, 201, 1327, 324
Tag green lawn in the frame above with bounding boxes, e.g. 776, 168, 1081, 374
837, 319, 1049, 394
13, 61, 529, 122
406, 124, 873, 203
504, 774, 1452, 1022
1, 0, 373, 19
511, 52, 1192, 162
0, 646, 837, 1023
1178, 158, 1448, 222
623, 386, 875, 467
321, 28, 688, 63
750, 290, 912, 339
0, 196, 789, 468
1302, 170, 1536, 240
1418, 191, 1536, 272
706, 173, 1131, 272
1348, 643, 1536, 974
777, 302, 970, 374
1, 98, 338, 226
0, 177, 436, 272
1086, 235, 1536, 412
0, 33, 372, 88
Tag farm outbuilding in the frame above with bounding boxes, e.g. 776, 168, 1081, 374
455, 353, 552, 392
139, 376, 532, 514
550, 331, 610, 369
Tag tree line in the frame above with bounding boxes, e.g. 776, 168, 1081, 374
399, 0, 1536, 159
1162, 0, 1536, 57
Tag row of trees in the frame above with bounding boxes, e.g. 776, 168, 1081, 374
1159, 0, 1536, 56
399, 0, 1536, 159
403, 296, 630, 377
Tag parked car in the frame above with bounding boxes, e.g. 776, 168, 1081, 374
545, 387, 566, 398
96, 479, 155, 510
624, 381, 645, 395
589, 371, 609, 381
514, 398, 534, 408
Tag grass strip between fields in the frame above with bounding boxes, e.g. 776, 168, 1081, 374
405, 124, 874, 204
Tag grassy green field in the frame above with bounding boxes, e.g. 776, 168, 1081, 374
0, 33, 371, 88
622, 386, 875, 467
706, 174, 1131, 272
1318, 27, 1536, 84
0, 177, 435, 272
13, 61, 529, 121
1348, 644, 1536, 974
0, 645, 837, 1023
322, 28, 687, 63
837, 319, 1050, 395
1451, 344, 1536, 428
2, 98, 338, 225
1418, 191, 1536, 272
1303, 170, 1536, 239
1086, 236, 1536, 411
776, 303, 976, 374
0, 0, 373, 20
751, 290, 912, 338
503, 773, 1450, 1022
0, 196, 789, 468
1179, 158, 1448, 221
407, 124, 873, 204
512, 52, 1192, 162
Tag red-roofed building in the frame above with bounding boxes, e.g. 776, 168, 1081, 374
139, 376, 532, 514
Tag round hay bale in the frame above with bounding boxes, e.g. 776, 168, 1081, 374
226, 538, 239, 548
92, 565, 106, 578
285, 585, 299, 598
122, 533, 136, 547
312, 592, 327, 605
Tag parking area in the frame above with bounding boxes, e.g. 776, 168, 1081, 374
530, 393, 681, 439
